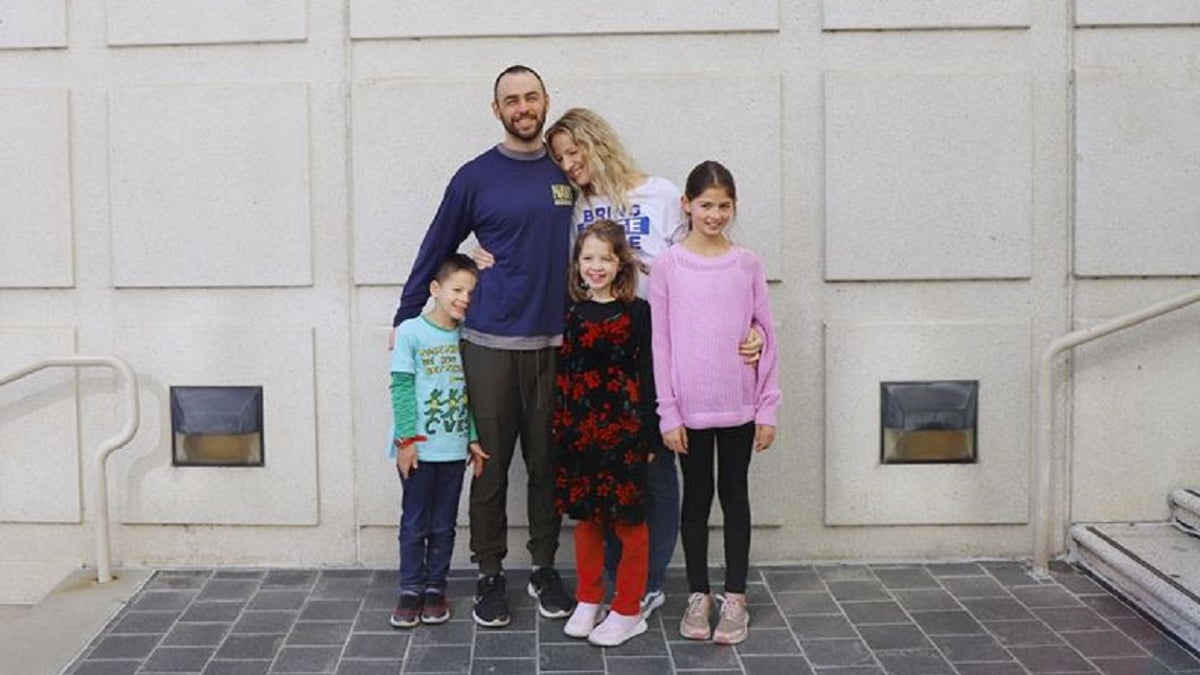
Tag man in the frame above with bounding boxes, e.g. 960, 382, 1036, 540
391, 65, 575, 628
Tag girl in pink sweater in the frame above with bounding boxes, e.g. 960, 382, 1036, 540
649, 160, 781, 645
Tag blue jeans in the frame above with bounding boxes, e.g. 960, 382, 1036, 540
604, 449, 679, 594
398, 460, 466, 594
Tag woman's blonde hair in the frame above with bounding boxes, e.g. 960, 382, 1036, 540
545, 108, 641, 214
569, 219, 640, 303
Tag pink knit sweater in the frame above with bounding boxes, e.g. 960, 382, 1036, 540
649, 243, 781, 433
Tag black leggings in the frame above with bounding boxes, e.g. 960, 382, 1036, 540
678, 422, 754, 594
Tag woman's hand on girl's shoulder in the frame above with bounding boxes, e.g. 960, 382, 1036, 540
754, 425, 776, 453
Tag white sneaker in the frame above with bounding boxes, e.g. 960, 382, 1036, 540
640, 590, 665, 618
587, 611, 648, 647
564, 602, 601, 639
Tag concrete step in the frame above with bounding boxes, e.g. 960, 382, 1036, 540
1169, 488, 1200, 535
0, 568, 150, 675
1070, 522, 1200, 649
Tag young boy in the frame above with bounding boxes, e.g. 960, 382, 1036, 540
389, 253, 489, 628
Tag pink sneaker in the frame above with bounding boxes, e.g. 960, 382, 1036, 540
679, 592, 713, 640
713, 592, 749, 645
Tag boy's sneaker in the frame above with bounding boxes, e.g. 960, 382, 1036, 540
472, 574, 511, 628
640, 590, 666, 618
527, 567, 573, 619
679, 592, 713, 640
421, 589, 450, 624
389, 593, 421, 629
712, 592, 749, 645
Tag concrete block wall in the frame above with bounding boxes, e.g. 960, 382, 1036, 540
0, 1, 1197, 570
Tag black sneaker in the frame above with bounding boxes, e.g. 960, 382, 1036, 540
472, 574, 510, 627
527, 567, 573, 619
388, 592, 420, 629
421, 589, 450, 624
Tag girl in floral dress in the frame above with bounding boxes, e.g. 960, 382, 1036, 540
554, 219, 659, 647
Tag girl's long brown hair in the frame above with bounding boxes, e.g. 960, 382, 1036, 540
569, 219, 639, 303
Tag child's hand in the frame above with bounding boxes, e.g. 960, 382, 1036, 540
754, 425, 776, 452
470, 246, 496, 270
396, 440, 419, 478
739, 326, 764, 364
662, 427, 688, 455
467, 442, 490, 478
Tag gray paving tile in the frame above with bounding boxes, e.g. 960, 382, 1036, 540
762, 567, 824, 591
983, 563, 1045, 588
984, 620, 1065, 647
135, 590, 201, 611
344, 633, 408, 659
817, 565, 876, 582
163, 622, 230, 647
285, 622, 353, 646
842, 601, 910, 625
180, 601, 245, 622
201, 661, 272, 675
857, 623, 933, 651
1078, 596, 1138, 619
1008, 645, 1095, 673
262, 570, 319, 588
272, 645, 341, 673
813, 667, 884, 675
467, 658, 536, 675
789, 614, 859, 639
742, 654, 815, 675
538, 642, 605, 672
111, 610, 183, 634
827, 580, 891, 602
604, 656, 673, 675
961, 598, 1034, 622
474, 631, 536, 658
148, 573, 213, 591
312, 577, 371, 601
1030, 607, 1114, 632
1106, 616, 1171, 644
892, 589, 962, 611
215, 634, 284, 660
68, 660, 143, 675
333, 662, 402, 675
941, 577, 1011, 600
141, 645, 216, 672
214, 570, 265, 580
1059, 631, 1147, 658
927, 563, 986, 577
909, 609, 985, 635
248, 590, 309, 611
1010, 586, 1083, 609
777, 591, 841, 615
410, 620, 476, 646
301, 600, 361, 622
231, 610, 297, 634
875, 649, 954, 675
1090, 656, 1178, 675
198, 579, 260, 601
801, 638, 875, 667
668, 641, 742, 670
953, 662, 1030, 675
750, 603, 789, 629
930, 633, 1013, 663
90, 634, 161, 659
1138, 639, 1200, 671
735, 627, 802, 655
872, 567, 940, 590
1050, 573, 1105, 596
600, 628, 668, 656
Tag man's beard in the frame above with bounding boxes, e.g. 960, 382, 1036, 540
503, 112, 545, 142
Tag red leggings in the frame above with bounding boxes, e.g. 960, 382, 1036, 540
574, 518, 648, 617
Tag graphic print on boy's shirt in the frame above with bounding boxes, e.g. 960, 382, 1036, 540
390, 317, 473, 462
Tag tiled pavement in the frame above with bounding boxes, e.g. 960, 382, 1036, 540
64, 562, 1200, 675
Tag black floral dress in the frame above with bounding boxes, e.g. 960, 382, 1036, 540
553, 298, 659, 525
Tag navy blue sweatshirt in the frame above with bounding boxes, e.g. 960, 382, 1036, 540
393, 145, 574, 343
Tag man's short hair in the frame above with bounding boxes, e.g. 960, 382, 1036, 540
493, 64, 546, 102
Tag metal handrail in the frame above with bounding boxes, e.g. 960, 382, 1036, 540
0, 356, 139, 583
1033, 288, 1200, 576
